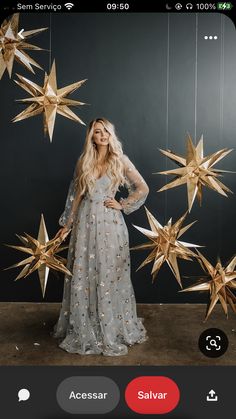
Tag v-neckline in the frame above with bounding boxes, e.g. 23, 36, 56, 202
95, 173, 107, 181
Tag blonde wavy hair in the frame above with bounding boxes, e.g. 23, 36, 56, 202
75, 118, 126, 196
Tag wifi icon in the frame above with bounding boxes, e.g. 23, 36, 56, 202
64, 2, 74, 10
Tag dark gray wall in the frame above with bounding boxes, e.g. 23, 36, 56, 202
1, 13, 236, 303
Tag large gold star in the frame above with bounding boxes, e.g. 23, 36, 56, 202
157, 134, 233, 212
0, 13, 47, 79
4, 214, 72, 298
131, 207, 200, 287
12, 60, 87, 141
181, 250, 236, 321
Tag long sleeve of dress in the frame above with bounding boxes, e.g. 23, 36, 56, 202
59, 167, 78, 227
119, 155, 149, 215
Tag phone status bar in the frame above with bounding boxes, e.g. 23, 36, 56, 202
0, 1, 235, 14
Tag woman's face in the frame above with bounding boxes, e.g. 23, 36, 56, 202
92, 121, 110, 146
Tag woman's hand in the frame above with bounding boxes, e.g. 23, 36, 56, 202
104, 197, 122, 210
54, 226, 71, 241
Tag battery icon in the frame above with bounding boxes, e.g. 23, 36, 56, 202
217, 2, 233, 10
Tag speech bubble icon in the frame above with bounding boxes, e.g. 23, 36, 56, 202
18, 388, 30, 402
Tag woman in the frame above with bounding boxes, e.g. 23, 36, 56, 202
53, 117, 149, 356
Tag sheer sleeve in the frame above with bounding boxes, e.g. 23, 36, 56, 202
119, 155, 149, 215
59, 164, 80, 227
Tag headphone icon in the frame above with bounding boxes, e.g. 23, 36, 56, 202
186, 3, 193, 9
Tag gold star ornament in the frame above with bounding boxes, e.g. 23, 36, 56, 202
131, 207, 201, 287
0, 13, 47, 79
157, 134, 233, 212
181, 250, 236, 321
13, 60, 87, 141
4, 214, 72, 298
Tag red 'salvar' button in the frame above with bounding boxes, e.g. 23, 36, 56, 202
125, 376, 180, 414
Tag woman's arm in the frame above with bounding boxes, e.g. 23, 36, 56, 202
64, 190, 82, 230
119, 154, 149, 215
59, 162, 82, 229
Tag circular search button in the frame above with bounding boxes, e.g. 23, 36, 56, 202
198, 328, 228, 358
125, 376, 180, 414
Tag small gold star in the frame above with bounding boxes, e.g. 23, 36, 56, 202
181, 251, 236, 321
4, 214, 71, 298
157, 134, 233, 212
0, 13, 47, 79
131, 207, 200, 287
13, 60, 87, 141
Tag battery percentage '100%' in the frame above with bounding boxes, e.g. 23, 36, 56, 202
196, 3, 216, 10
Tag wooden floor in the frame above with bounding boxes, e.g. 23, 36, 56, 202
0, 303, 235, 366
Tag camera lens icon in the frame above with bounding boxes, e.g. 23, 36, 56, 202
175, 3, 183, 10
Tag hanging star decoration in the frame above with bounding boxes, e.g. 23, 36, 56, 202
181, 250, 236, 321
131, 207, 201, 288
12, 60, 87, 141
156, 134, 233, 212
4, 214, 72, 298
0, 13, 47, 79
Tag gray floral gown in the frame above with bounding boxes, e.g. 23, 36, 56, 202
53, 155, 149, 356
